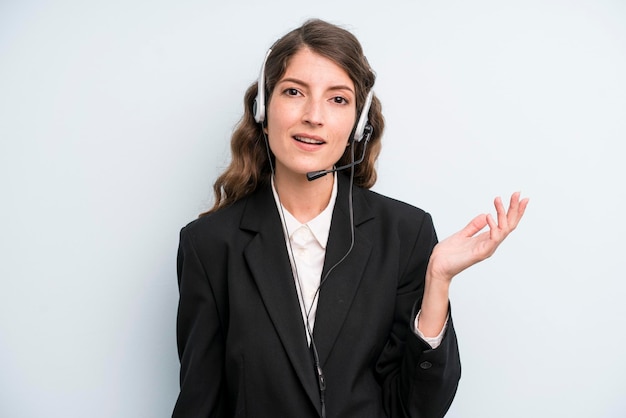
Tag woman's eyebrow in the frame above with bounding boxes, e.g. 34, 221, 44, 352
277, 77, 355, 95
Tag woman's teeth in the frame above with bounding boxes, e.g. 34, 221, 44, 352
294, 136, 323, 144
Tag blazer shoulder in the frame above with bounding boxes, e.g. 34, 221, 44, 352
180, 196, 248, 241
359, 187, 431, 225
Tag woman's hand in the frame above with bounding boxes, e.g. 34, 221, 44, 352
428, 192, 529, 284
417, 192, 529, 337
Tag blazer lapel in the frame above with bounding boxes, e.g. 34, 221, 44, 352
313, 174, 374, 368
240, 185, 321, 412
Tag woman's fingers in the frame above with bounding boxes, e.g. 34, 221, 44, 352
488, 192, 529, 243
458, 193, 529, 241
461, 214, 488, 237
494, 196, 508, 231
429, 192, 529, 281
506, 192, 529, 231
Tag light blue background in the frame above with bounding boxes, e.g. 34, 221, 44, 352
1, 0, 625, 416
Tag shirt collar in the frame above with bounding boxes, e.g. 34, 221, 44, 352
271, 173, 337, 249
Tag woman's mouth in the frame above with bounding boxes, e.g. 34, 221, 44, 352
294, 135, 324, 145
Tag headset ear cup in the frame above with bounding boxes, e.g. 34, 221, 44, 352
254, 49, 272, 124
253, 98, 261, 123
254, 94, 265, 124
353, 90, 374, 142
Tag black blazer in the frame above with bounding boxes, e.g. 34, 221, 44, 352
173, 174, 461, 418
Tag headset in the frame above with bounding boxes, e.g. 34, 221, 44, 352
253, 48, 374, 143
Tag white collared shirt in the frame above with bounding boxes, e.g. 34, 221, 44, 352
271, 175, 337, 343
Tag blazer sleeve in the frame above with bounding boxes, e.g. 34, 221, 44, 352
172, 226, 227, 418
376, 212, 461, 418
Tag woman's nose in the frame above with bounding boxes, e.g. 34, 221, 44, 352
302, 98, 324, 126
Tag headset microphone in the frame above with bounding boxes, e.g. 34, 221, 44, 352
306, 124, 373, 181
306, 89, 374, 181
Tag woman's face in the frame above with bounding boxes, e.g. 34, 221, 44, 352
266, 47, 357, 181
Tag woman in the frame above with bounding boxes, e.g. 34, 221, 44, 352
173, 19, 528, 418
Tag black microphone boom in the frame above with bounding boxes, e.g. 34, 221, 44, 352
306, 125, 372, 181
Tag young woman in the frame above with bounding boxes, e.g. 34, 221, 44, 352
173, 19, 528, 418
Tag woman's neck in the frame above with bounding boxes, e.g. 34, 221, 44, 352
273, 172, 334, 224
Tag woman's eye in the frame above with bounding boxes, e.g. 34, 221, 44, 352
284, 88, 300, 96
332, 96, 348, 104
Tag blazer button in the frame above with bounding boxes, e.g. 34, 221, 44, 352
419, 361, 432, 369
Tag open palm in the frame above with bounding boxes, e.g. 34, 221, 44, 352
428, 192, 529, 282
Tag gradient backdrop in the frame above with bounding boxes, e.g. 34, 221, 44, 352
1, 0, 625, 416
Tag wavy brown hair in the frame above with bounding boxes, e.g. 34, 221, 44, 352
204, 19, 385, 215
